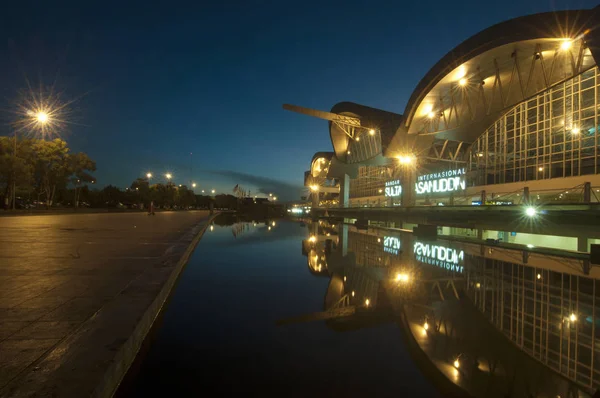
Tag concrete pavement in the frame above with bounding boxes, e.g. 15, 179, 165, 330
0, 211, 214, 397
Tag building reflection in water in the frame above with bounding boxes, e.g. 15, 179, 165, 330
293, 219, 599, 397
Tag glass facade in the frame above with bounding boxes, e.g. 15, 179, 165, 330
468, 257, 600, 389
349, 165, 389, 198
469, 67, 600, 185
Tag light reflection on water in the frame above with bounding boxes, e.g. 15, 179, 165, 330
121, 215, 600, 397
119, 215, 437, 397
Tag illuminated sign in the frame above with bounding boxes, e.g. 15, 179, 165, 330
383, 236, 401, 255
384, 180, 402, 197
413, 242, 464, 273
415, 168, 466, 195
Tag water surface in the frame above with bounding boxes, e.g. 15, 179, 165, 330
120, 216, 437, 397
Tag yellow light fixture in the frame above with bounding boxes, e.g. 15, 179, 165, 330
369, 129, 375, 135
424, 321, 429, 331
427, 111, 435, 119
165, 173, 172, 180
397, 154, 415, 165
572, 127, 580, 134
36, 111, 49, 123
570, 313, 577, 322
458, 78, 467, 86
560, 40, 572, 51
538, 167, 543, 172
365, 298, 370, 307
355, 136, 360, 142
310, 184, 319, 191
146, 172, 153, 179
308, 235, 316, 243
454, 359, 460, 369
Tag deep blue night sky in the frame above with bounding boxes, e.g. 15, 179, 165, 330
1, 0, 597, 200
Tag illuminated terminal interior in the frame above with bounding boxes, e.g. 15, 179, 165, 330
285, 9, 600, 210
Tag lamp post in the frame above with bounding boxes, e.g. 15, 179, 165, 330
13, 110, 49, 209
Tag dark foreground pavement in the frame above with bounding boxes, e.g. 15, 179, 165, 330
0, 211, 214, 397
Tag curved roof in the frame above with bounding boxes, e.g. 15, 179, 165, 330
403, 8, 600, 143
328, 102, 403, 163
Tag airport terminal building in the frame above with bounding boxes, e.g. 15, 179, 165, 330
287, 8, 600, 210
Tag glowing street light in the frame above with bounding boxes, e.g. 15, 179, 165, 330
525, 207, 537, 217
192, 183, 197, 188
36, 111, 49, 123
201, 190, 205, 193
273, 196, 277, 201
165, 173, 172, 180
146, 172, 153, 179
211, 189, 215, 194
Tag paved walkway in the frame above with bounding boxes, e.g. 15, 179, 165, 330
0, 211, 213, 397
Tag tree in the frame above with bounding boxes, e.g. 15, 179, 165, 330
214, 194, 238, 210
0, 137, 35, 206
70, 152, 96, 207
130, 178, 150, 205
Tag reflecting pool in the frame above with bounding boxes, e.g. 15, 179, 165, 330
119, 214, 600, 397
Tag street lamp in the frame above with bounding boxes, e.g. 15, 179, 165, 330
36, 111, 49, 123
12, 109, 50, 209
165, 173, 172, 181
146, 172, 153, 179
192, 183, 197, 188
211, 189, 215, 194
273, 196, 277, 201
